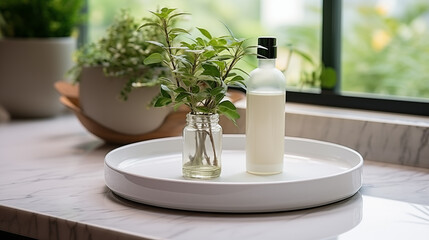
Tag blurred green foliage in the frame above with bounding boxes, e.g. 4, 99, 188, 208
0, 0, 84, 38
342, 1, 429, 98
87, 0, 262, 74
87, 0, 261, 42
68, 9, 167, 100
84, 0, 429, 99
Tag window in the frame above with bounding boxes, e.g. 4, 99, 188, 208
287, 0, 429, 116
82, 0, 429, 116
85, 0, 321, 86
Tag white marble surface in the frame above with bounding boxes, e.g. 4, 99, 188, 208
1, 114, 429, 240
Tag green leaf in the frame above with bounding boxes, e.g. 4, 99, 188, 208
173, 55, 192, 67
175, 92, 190, 102
169, 28, 190, 35
196, 37, 206, 46
146, 41, 165, 48
174, 87, 187, 93
225, 74, 246, 87
218, 100, 240, 122
144, 53, 164, 65
201, 63, 220, 77
180, 41, 194, 49
160, 85, 171, 98
168, 12, 191, 21
209, 38, 227, 47
154, 96, 172, 107
214, 92, 225, 103
214, 55, 234, 61
206, 81, 217, 89
138, 22, 160, 30
160, 8, 176, 18
244, 45, 260, 50
149, 11, 165, 20
191, 86, 200, 93
182, 78, 192, 86
210, 86, 226, 96
195, 106, 210, 113
230, 75, 244, 82
197, 27, 212, 39
203, 50, 216, 59
227, 72, 237, 77
320, 67, 337, 89
229, 40, 245, 47
219, 100, 236, 110
217, 38, 228, 45
232, 67, 250, 76
220, 21, 237, 40
211, 60, 226, 72
228, 80, 246, 90
169, 33, 178, 41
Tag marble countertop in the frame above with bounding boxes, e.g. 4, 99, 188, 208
1, 114, 429, 240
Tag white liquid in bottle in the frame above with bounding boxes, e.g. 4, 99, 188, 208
246, 92, 285, 174
246, 37, 286, 175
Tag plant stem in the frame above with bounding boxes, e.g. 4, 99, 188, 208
161, 19, 180, 87
222, 42, 242, 82
188, 117, 218, 167
207, 125, 218, 166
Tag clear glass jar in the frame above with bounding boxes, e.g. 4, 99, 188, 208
182, 113, 222, 179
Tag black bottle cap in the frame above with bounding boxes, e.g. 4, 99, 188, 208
257, 37, 277, 59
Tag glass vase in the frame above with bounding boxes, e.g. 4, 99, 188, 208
182, 113, 222, 179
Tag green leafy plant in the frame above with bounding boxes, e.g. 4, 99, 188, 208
142, 7, 253, 123
68, 9, 168, 99
141, 8, 254, 176
0, 0, 83, 38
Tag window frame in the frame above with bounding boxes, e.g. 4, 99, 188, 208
78, 0, 429, 116
286, 0, 429, 116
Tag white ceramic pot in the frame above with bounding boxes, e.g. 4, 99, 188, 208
0, 38, 75, 118
79, 66, 171, 135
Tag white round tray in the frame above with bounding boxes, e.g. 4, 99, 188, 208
104, 135, 363, 213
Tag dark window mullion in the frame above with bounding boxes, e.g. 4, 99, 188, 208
77, 0, 89, 48
321, 0, 342, 94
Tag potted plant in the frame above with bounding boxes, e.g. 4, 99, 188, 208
0, 0, 83, 117
141, 8, 253, 179
68, 9, 172, 136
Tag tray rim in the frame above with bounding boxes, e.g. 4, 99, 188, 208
104, 134, 363, 212
105, 134, 363, 185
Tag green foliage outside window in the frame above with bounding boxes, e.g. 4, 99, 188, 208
86, 0, 429, 99
0, 0, 84, 38
342, 1, 429, 98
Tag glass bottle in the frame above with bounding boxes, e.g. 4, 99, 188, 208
182, 113, 222, 179
246, 37, 286, 175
